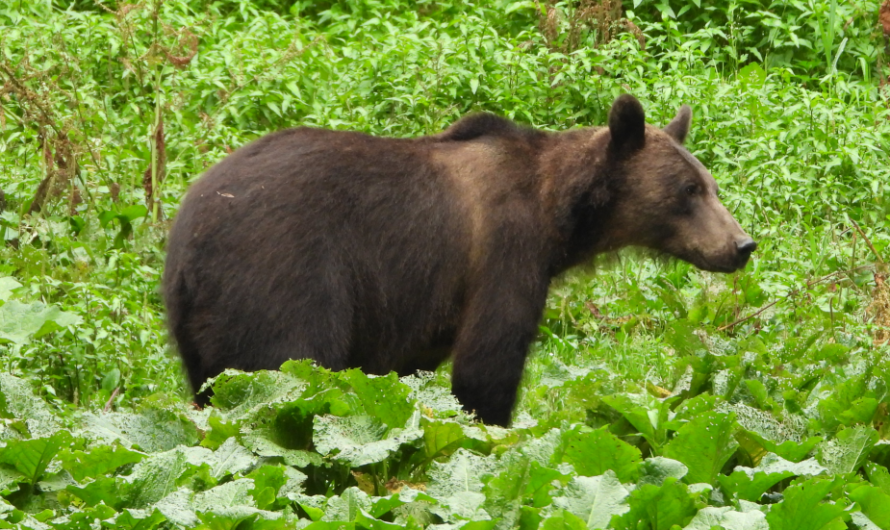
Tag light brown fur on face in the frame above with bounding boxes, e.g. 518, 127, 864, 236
606, 118, 755, 273
532, 100, 754, 275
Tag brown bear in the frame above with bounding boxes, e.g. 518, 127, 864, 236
163, 95, 755, 426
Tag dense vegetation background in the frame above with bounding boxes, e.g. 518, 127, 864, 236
1, 0, 889, 528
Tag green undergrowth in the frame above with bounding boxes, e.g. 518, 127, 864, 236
0, 353, 886, 529
1, 0, 890, 528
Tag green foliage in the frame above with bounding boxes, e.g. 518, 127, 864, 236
552, 426, 642, 482
0, 0, 889, 527
610, 478, 698, 530
0, 299, 81, 346
662, 411, 739, 485
765, 478, 848, 530
0, 431, 72, 487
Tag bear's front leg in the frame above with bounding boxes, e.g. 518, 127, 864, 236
450, 280, 549, 426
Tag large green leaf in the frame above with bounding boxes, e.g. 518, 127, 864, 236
110, 508, 167, 530
322, 487, 372, 522
153, 488, 199, 527
483, 452, 571, 527
725, 402, 809, 456
602, 394, 672, 453
765, 478, 847, 530
848, 484, 890, 530
193, 479, 262, 514
0, 373, 60, 437
637, 457, 689, 486
209, 369, 308, 414
551, 471, 630, 530
420, 420, 492, 462
59, 443, 144, 482
200, 438, 257, 481
427, 448, 498, 523
0, 277, 21, 301
240, 427, 322, 468
0, 430, 73, 485
340, 369, 415, 428
816, 425, 878, 475
67, 476, 130, 509
0, 300, 81, 345
246, 465, 287, 510
718, 468, 795, 502
610, 478, 698, 530
684, 506, 768, 530
81, 403, 199, 453
662, 411, 738, 485
718, 453, 826, 501
865, 463, 890, 495
313, 414, 422, 467
401, 372, 463, 417
817, 375, 879, 431
481, 452, 533, 529
355, 509, 408, 530
540, 510, 589, 530
427, 449, 497, 498
195, 511, 286, 530
552, 425, 642, 482
126, 447, 198, 508
737, 429, 823, 463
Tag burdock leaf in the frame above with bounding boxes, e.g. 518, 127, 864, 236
552, 425, 642, 482
0, 430, 73, 485
0, 300, 81, 345
602, 394, 670, 452
816, 425, 878, 475
637, 457, 688, 487
422, 421, 468, 459
59, 443, 144, 482
610, 478, 698, 530
718, 452, 826, 501
718, 468, 794, 502
313, 414, 421, 467
663, 411, 738, 485
323, 487, 372, 522
847, 484, 890, 530
0, 277, 21, 301
426, 448, 498, 497
865, 463, 890, 495
764, 478, 846, 530
552, 471, 630, 530
684, 506, 767, 530
340, 370, 415, 428
125, 447, 194, 508
540, 510, 589, 530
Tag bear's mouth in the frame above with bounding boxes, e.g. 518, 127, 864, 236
675, 248, 752, 274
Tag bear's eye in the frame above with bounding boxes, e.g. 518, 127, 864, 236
684, 184, 698, 196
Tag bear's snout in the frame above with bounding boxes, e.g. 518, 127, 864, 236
735, 238, 757, 259
705, 236, 757, 273
732, 237, 757, 268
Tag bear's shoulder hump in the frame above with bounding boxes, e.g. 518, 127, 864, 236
436, 113, 540, 143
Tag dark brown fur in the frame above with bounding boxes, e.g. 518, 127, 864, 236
163, 95, 754, 425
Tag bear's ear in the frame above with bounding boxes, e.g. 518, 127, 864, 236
608, 94, 646, 153
664, 105, 692, 144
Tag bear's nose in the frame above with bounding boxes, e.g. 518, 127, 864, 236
735, 238, 757, 257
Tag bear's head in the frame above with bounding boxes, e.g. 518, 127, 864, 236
605, 95, 756, 273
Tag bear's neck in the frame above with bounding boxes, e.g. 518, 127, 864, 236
539, 127, 626, 275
